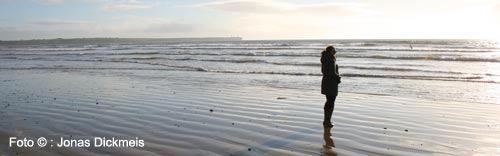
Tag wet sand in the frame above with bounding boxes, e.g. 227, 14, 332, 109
1, 69, 500, 156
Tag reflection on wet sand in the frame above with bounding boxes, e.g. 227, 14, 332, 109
322, 127, 337, 156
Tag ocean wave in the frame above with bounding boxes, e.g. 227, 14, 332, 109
168, 57, 269, 64
4, 56, 499, 76
131, 57, 320, 66
343, 55, 500, 62
160, 52, 317, 57
0, 67, 180, 71
3, 57, 499, 84
130, 57, 169, 60
126, 57, 496, 75
0, 48, 96, 52
337, 47, 498, 53
161, 46, 499, 53
2, 39, 499, 54
0, 51, 316, 57
201, 70, 487, 82
201, 70, 321, 76
158, 53, 500, 63
0, 56, 19, 59
168, 47, 314, 50
111, 47, 133, 50
0, 51, 162, 56
340, 66, 469, 75
205, 71, 498, 84
341, 73, 483, 80
104, 52, 161, 55
3, 49, 498, 63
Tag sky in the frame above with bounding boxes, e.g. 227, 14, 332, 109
0, 0, 499, 40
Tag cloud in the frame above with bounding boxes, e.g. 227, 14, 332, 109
100, 3, 153, 10
0, 16, 201, 40
107, 15, 196, 34
38, 0, 64, 4
79, 15, 200, 37
98, 0, 157, 11
195, 0, 371, 17
0, 26, 17, 31
0, 14, 198, 40
35, 0, 155, 11
189, 0, 375, 39
196, 0, 287, 14
144, 22, 195, 33
37, 0, 107, 4
29, 19, 91, 25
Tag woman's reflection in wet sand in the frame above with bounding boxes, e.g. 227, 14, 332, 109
323, 127, 337, 156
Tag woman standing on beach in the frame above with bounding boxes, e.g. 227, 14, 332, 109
321, 45, 341, 128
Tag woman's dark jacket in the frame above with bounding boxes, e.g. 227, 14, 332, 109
321, 51, 341, 95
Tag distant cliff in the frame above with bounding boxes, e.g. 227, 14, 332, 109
0, 37, 243, 45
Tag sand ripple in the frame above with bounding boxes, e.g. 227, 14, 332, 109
1, 70, 500, 156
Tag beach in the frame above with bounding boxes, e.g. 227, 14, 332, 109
1, 39, 500, 155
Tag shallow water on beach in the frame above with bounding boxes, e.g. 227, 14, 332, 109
1, 70, 500, 156
1, 39, 500, 155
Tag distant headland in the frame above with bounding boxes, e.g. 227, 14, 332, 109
0, 37, 243, 45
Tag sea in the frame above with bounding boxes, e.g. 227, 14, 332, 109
1, 39, 500, 105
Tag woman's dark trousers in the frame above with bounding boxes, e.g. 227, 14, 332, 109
324, 94, 336, 124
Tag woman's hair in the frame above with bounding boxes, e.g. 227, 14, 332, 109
326, 45, 336, 54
